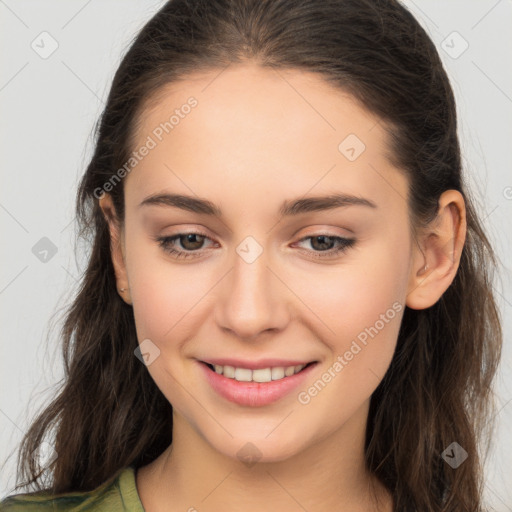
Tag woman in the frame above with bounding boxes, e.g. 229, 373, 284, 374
0, 0, 503, 510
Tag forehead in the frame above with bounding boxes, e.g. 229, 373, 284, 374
125, 63, 409, 218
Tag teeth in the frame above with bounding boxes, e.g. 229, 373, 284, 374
210, 363, 307, 382
223, 365, 235, 378
271, 367, 284, 380
252, 368, 272, 382
284, 366, 295, 377
234, 368, 252, 382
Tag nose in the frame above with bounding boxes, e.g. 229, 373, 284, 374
215, 244, 290, 341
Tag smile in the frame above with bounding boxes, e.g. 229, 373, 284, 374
205, 362, 314, 383
199, 360, 318, 407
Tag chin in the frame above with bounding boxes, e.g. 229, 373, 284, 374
211, 431, 310, 466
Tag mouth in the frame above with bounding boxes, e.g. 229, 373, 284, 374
201, 361, 317, 383
198, 359, 319, 407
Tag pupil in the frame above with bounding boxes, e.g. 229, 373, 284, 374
183, 234, 203, 249
314, 235, 332, 250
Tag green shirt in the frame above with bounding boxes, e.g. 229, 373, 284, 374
0, 466, 144, 511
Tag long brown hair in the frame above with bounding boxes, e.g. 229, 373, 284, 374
4, 0, 502, 509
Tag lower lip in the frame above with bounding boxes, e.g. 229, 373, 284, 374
198, 361, 318, 407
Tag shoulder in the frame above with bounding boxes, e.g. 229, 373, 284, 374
0, 466, 144, 512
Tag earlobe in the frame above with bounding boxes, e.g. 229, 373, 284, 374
98, 194, 132, 305
406, 190, 467, 310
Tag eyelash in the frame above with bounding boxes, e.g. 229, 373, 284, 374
155, 231, 356, 260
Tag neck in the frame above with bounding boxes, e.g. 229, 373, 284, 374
136, 400, 393, 512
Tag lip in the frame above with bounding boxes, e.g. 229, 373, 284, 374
198, 360, 318, 407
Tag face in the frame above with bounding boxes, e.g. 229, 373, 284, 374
107, 63, 416, 463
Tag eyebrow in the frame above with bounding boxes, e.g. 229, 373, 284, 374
138, 192, 377, 217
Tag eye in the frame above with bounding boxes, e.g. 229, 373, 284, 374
155, 231, 216, 260
293, 234, 356, 259
155, 232, 356, 260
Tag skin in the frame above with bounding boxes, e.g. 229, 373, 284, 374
99, 63, 466, 512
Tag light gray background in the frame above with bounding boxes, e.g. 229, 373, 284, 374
1, 0, 511, 508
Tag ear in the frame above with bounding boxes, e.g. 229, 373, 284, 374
406, 190, 467, 310
98, 194, 132, 305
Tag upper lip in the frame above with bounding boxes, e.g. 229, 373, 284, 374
199, 358, 317, 370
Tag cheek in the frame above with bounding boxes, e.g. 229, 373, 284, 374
125, 217, 410, 343
294, 228, 409, 410
293, 268, 406, 429
124, 229, 213, 343
293, 227, 410, 344
124, 236, 213, 410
